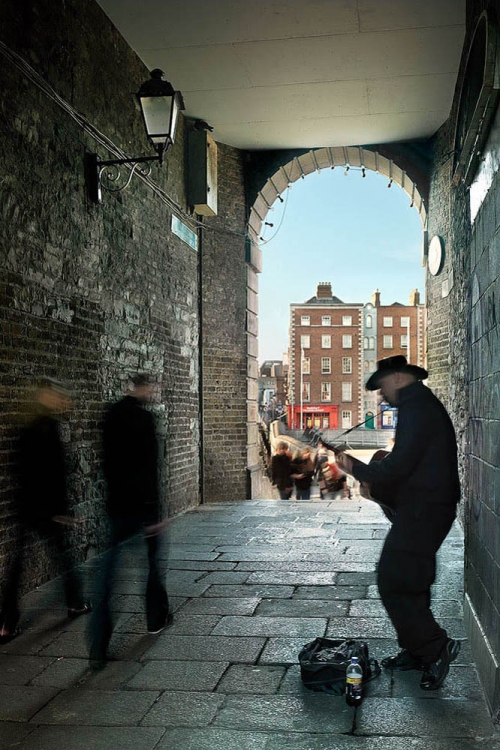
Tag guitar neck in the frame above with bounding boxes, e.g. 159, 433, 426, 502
321, 440, 365, 471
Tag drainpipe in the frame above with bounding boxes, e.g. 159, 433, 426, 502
197, 217, 205, 504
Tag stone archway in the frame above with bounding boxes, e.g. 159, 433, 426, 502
245, 145, 428, 496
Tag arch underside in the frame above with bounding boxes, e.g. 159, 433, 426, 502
248, 146, 427, 243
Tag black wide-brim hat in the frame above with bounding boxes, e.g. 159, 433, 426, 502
365, 355, 428, 391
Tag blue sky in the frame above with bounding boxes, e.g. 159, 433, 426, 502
258, 168, 425, 363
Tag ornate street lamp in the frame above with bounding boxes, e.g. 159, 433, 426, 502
87, 69, 185, 203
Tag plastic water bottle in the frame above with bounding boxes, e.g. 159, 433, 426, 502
345, 656, 363, 706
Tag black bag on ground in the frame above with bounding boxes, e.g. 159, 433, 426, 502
298, 638, 381, 695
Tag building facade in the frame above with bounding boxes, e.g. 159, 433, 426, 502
288, 283, 426, 430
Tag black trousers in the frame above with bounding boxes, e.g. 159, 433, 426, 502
88, 516, 169, 662
0, 519, 83, 632
377, 501, 456, 664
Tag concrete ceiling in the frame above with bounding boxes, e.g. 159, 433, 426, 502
96, 0, 466, 151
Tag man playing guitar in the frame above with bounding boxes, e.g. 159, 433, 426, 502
336, 355, 461, 692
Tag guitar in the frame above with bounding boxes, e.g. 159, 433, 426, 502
319, 440, 396, 516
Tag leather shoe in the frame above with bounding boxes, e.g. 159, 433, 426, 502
381, 649, 422, 671
420, 638, 461, 690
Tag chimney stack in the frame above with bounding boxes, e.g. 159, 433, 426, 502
372, 289, 381, 307
409, 289, 420, 306
317, 282, 332, 299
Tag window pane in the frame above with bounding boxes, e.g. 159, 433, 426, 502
342, 382, 352, 401
366, 315, 372, 328
301, 335, 310, 348
401, 317, 410, 327
322, 335, 331, 348
321, 382, 331, 401
302, 357, 310, 373
400, 335, 408, 348
342, 335, 352, 348
303, 382, 310, 401
342, 357, 352, 373
322, 316, 331, 326
383, 335, 393, 348
342, 316, 352, 326
301, 316, 310, 326
321, 357, 331, 374
383, 317, 393, 327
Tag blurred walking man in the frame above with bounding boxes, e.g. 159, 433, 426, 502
89, 374, 171, 667
337, 356, 461, 691
0, 379, 90, 643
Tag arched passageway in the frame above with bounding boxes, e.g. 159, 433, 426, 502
245, 146, 429, 494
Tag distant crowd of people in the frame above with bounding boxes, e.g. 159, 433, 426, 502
270, 439, 350, 501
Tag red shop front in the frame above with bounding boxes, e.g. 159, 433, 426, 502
287, 404, 339, 430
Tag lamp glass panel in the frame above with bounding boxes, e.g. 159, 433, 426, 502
140, 96, 174, 143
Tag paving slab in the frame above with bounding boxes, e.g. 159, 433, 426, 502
157, 727, 269, 750
196, 571, 251, 585
0, 723, 35, 749
246, 572, 337, 586
293, 585, 366, 600
205, 584, 295, 598
0, 685, 59, 722
166, 560, 237, 571
213, 615, 327, 638
349, 598, 463, 619
142, 635, 266, 662
140, 690, 225, 727
179, 597, 260, 616
356, 697, 496, 738
255, 598, 349, 618
15, 725, 165, 750
235, 561, 340, 572
31, 657, 89, 688
127, 659, 229, 691
216, 665, 285, 694
214, 694, 353, 733
266, 737, 500, 750
33, 688, 159, 725
0, 655, 54, 685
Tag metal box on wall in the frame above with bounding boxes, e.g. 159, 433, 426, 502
188, 130, 218, 216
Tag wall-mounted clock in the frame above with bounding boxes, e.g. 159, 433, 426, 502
428, 235, 445, 276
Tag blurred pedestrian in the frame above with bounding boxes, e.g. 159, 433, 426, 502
291, 447, 315, 500
271, 441, 293, 499
0, 378, 90, 644
314, 441, 329, 499
88, 374, 171, 668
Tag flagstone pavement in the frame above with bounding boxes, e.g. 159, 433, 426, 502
1, 496, 499, 749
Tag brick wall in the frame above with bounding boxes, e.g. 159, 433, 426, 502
0, 0, 249, 590
200, 144, 248, 502
428, 0, 500, 715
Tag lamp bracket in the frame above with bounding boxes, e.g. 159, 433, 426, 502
86, 151, 165, 204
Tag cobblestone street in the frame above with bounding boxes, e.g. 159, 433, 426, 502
1, 497, 498, 749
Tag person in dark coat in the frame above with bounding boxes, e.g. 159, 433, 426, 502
0, 379, 90, 644
88, 374, 170, 667
337, 355, 461, 691
291, 448, 315, 500
271, 441, 293, 499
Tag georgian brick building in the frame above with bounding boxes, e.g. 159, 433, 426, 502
288, 283, 426, 430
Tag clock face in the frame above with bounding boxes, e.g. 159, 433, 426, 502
428, 235, 444, 276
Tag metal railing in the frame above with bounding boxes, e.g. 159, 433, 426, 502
284, 428, 395, 449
